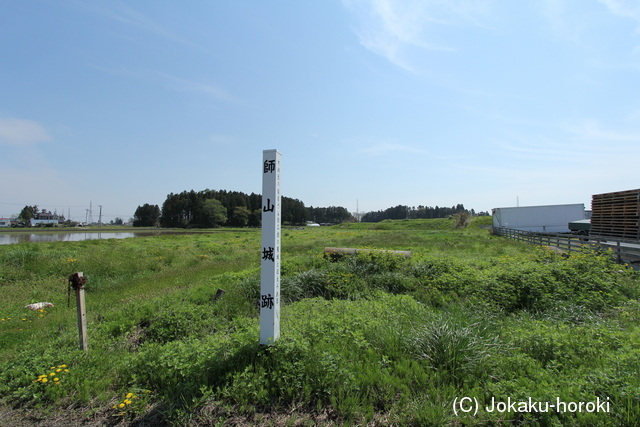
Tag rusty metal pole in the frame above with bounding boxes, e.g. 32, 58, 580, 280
69, 272, 88, 351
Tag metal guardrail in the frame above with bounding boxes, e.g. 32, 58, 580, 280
492, 227, 640, 269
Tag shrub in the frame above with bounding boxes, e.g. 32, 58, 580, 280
408, 309, 499, 386
143, 303, 217, 344
453, 212, 471, 228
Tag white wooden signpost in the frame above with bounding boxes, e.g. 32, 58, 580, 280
260, 149, 281, 345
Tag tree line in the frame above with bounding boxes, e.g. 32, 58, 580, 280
133, 188, 488, 228
307, 206, 353, 224
134, 189, 309, 228
360, 204, 489, 222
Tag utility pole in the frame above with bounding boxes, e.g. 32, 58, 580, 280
98, 205, 102, 228
88, 201, 94, 224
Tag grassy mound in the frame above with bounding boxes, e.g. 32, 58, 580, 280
1, 224, 639, 426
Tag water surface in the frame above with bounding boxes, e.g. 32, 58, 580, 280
0, 230, 197, 245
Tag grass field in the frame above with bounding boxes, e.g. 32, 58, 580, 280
1, 217, 639, 426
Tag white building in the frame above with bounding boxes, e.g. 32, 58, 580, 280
492, 204, 586, 233
31, 211, 63, 226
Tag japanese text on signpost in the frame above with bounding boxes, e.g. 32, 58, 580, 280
260, 150, 281, 344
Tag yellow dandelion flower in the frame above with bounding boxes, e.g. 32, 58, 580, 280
124, 399, 132, 405
64, 369, 69, 372
49, 372, 55, 376
56, 369, 62, 372
53, 378, 59, 382
41, 378, 48, 383
126, 393, 133, 399
59, 365, 67, 368
118, 403, 125, 409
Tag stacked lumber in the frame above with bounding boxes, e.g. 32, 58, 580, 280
591, 189, 640, 239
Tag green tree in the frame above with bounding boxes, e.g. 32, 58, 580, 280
307, 205, 352, 224
160, 193, 182, 227
18, 205, 38, 225
282, 197, 309, 225
229, 206, 250, 227
158, 188, 313, 228
201, 199, 227, 228
133, 204, 161, 227
248, 209, 261, 227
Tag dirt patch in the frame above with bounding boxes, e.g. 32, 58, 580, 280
1, 402, 397, 426
0, 400, 167, 427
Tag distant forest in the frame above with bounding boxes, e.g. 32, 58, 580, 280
133, 189, 489, 228
360, 204, 489, 222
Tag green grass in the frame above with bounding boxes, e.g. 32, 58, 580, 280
1, 218, 639, 426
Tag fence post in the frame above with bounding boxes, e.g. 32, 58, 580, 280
68, 272, 88, 351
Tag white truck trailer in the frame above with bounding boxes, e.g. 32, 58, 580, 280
492, 204, 586, 233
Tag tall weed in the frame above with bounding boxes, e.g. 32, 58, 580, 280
408, 307, 500, 386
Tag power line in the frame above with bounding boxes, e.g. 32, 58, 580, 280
0, 202, 89, 207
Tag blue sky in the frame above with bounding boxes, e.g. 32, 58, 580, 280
1, 0, 639, 222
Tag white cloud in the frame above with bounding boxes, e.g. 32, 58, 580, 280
158, 73, 239, 103
494, 120, 640, 167
89, 66, 237, 104
0, 164, 86, 213
84, 3, 196, 47
537, 0, 594, 43
0, 118, 51, 146
539, 0, 640, 43
565, 119, 640, 142
598, 0, 640, 27
342, 0, 490, 71
359, 140, 429, 155
209, 134, 234, 144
